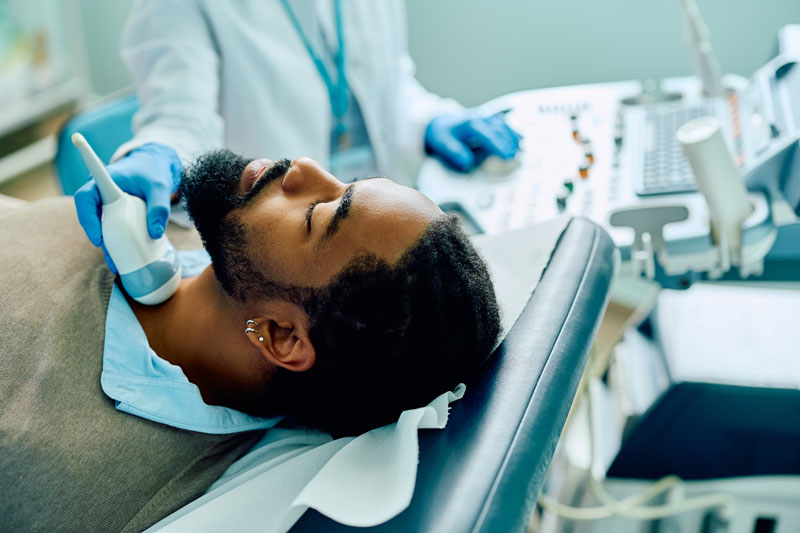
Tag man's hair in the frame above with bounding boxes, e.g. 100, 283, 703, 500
216, 214, 501, 437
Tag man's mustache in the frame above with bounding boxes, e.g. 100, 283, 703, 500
241, 158, 291, 205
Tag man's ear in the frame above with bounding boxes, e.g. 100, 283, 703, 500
246, 301, 316, 372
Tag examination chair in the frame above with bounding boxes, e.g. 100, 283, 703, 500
55, 97, 617, 532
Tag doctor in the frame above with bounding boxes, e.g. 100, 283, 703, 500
75, 0, 520, 259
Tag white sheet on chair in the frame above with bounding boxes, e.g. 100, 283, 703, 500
473, 215, 571, 341
147, 216, 571, 533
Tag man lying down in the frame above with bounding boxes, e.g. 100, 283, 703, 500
0, 153, 500, 531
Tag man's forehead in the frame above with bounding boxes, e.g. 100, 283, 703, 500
351, 178, 442, 218
328, 179, 440, 263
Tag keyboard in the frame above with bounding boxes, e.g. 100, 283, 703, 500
635, 103, 720, 196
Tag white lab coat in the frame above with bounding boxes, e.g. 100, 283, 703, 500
116, 0, 461, 185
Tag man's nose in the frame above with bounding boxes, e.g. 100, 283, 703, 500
281, 157, 340, 195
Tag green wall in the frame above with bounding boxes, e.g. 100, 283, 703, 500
406, 0, 800, 106
79, 0, 800, 107
76, 0, 133, 96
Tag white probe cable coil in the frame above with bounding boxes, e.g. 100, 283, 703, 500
537, 356, 734, 521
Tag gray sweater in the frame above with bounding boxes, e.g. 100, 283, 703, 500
0, 198, 262, 532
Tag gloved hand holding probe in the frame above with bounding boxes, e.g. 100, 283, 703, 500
74, 143, 182, 272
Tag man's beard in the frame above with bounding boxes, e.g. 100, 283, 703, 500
179, 150, 291, 300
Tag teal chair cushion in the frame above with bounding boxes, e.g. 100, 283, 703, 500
55, 95, 138, 195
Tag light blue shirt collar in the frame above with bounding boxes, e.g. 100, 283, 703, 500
101, 250, 282, 434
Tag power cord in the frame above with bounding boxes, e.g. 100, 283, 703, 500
537, 353, 734, 522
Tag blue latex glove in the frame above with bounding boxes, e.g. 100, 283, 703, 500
74, 143, 182, 273
424, 110, 522, 173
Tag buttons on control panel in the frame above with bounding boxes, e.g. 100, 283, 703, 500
556, 179, 575, 212
556, 193, 568, 212
582, 139, 594, 164
579, 159, 590, 179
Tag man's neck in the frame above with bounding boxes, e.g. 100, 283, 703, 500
128, 267, 265, 409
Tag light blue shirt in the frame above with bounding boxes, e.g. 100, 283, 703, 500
100, 250, 282, 435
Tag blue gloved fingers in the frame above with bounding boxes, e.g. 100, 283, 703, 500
74, 180, 104, 247
141, 178, 170, 239
433, 133, 477, 173
426, 112, 523, 172
488, 118, 521, 154
74, 144, 181, 273
100, 242, 118, 274
498, 119, 523, 150
490, 109, 523, 136
465, 117, 518, 159
107, 158, 171, 240
134, 143, 184, 193
146, 204, 169, 240
484, 113, 523, 152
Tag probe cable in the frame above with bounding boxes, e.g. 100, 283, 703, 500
537, 352, 735, 521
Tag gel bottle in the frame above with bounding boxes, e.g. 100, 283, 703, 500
72, 133, 182, 305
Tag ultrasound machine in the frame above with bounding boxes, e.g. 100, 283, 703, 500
418, 20, 800, 289
418, 8, 800, 531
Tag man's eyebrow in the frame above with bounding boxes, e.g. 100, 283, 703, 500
323, 184, 355, 241
322, 176, 382, 241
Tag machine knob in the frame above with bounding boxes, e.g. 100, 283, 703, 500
614, 127, 624, 149
582, 139, 594, 164
556, 181, 573, 212
579, 158, 590, 179
556, 193, 568, 212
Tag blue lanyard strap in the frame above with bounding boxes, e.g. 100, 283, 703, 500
280, 0, 349, 135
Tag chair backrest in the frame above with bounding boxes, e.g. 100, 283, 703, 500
55, 95, 138, 195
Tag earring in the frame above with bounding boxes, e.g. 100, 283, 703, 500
245, 320, 265, 342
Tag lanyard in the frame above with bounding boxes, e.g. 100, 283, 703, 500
280, 0, 350, 145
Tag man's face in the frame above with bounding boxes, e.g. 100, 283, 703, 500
182, 152, 442, 289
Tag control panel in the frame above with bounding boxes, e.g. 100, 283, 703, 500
418, 74, 786, 257
419, 83, 631, 234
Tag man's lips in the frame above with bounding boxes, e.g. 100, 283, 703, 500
240, 158, 274, 194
